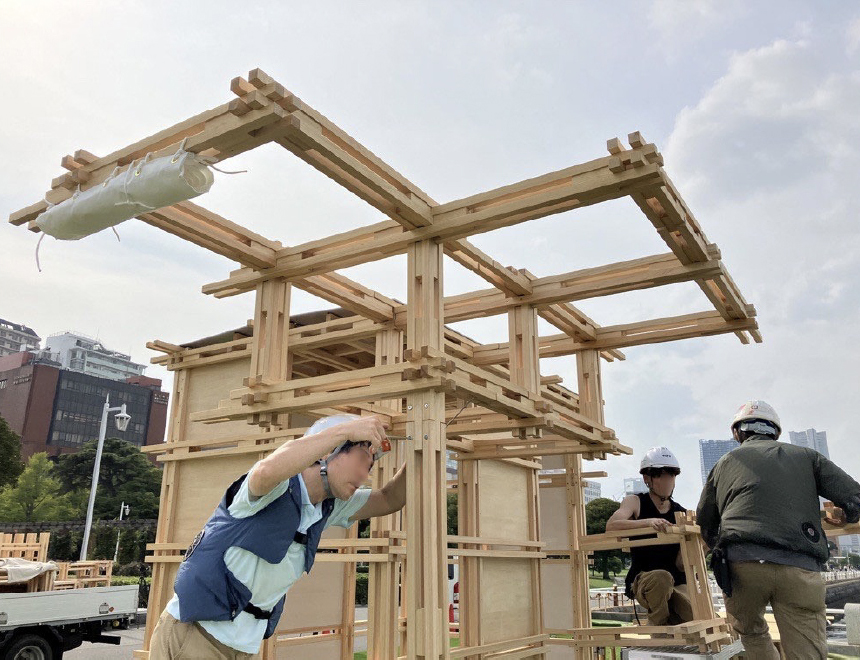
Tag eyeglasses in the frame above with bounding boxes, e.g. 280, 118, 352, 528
648, 468, 680, 477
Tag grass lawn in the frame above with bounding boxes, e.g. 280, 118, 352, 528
588, 576, 617, 589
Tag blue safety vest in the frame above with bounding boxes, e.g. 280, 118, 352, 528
173, 473, 335, 638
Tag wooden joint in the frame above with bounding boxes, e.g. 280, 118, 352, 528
606, 137, 624, 155
228, 97, 252, 117
628, 131, 646, 148
248, 67, 274, 88
230, 76, 256, 97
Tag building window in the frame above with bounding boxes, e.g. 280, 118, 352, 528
0, 379, 6, 389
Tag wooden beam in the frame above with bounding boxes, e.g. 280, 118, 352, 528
472, 311, 759, 364
440, 253, 723, 323
201, 159, 663, 296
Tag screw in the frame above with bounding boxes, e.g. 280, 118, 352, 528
407, 405, 413, 410
424, 403, 429, 408
424, 434, 429, 440
407, 436, 412, 441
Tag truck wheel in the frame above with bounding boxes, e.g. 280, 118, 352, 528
3, 633, 54, 660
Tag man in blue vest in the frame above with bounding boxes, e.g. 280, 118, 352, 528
606, 446, 693, 627
149, 413, 405, 659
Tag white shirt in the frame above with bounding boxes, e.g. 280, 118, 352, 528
166, 466, 371, 653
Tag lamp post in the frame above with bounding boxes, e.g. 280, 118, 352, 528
113, 501, 130, 563
80, 394, 131, 561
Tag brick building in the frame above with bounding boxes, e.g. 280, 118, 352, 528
0, 351, 168, 461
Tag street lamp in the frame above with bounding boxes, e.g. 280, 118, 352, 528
113, 502, 130, 563
80, 394, 131, 561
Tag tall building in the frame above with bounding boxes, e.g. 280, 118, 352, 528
0, 318, 40, 357
788, 428, 829, 459
0, 350, 168, 461
699, 439, 739, 484
44, 332, 146, 382
623, 477, 648, 496
583, 480, 602, 504
837, 534, 860, 557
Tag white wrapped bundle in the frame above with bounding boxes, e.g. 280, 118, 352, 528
36, 149, 214, 240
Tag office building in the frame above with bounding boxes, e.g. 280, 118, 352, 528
0, 350, 168, 461
0, 318, 40, 358
699, 438, 739, 484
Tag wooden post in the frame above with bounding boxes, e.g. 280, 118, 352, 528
140, 367, 189, 656
405, 239, 448, 660
248, 278, 291, 428
568, 349, 605, 660
368, 328, 405, 659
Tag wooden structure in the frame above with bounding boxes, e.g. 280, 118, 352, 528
0, 533, 113, 592
0, 533, 55, 592
571, 511, 731, 653
9, 68, 760, 659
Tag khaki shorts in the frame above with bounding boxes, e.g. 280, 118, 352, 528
149, 610, 256, 660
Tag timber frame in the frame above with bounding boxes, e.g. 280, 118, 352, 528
10, 67, 760, 660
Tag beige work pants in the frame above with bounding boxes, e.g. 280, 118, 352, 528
725, 561, 826, 660
149, 610, 256, 660
632, 569, 693, 626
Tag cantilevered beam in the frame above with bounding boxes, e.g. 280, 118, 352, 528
202, 159, 663, 296
438, 252, 723, 323
470, 311, 759, 365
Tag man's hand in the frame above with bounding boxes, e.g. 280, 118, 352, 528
647, 518, 672, 532
339, 416, 389, 456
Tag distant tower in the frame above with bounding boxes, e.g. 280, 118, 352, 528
788, 428, 829, 459
699, 439, 739, 484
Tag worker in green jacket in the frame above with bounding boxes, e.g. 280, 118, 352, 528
697, 400, 860, 659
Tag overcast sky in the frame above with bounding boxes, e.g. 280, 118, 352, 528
2, 1, 858, 508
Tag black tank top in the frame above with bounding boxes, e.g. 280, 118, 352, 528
623, 492, 687, 595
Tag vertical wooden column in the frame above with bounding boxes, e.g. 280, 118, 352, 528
568, 349, 604, 660
368, 328, 405, 659
247, 278, 291, 428
405, 239, 448, 660
140, 367, 189, 656
507, 304, 544, 638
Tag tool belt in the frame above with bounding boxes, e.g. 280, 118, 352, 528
710, 544, 732, 597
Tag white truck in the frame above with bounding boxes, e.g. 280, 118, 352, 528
0, 584, 138, 659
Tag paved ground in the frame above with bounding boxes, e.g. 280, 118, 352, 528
64, 607, 369, 658
65, 623, 145, 659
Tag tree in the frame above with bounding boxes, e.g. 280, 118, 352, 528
0, 453, 76, 521
447, 491, 458, 537
848, 553, 860, 570
0, 415, 24, 488
54, 438, 162, 520
586, 497, 625, 580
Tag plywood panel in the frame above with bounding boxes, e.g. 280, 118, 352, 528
185, 357, 253, 443
478, 460, 530, 538
538, 486, 569, 551
278, 528, 349, 631
173, 454, 257, 544
478, 559, 535, 643
540, 563, 573, 630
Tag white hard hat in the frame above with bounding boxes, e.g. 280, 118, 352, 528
731, 400, 781, 437
640, 446, 681, 473
305, 413, 360, 438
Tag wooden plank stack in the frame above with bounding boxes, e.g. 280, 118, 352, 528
9, 68, 760, 659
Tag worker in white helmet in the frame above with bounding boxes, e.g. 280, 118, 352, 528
697, 400, 860, 659
150, 414, 406, 659
606, 446, 693, 627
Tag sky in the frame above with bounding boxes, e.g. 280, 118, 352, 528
1, 1, 859, 508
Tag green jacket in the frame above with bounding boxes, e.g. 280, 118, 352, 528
697, 435, 860, 565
